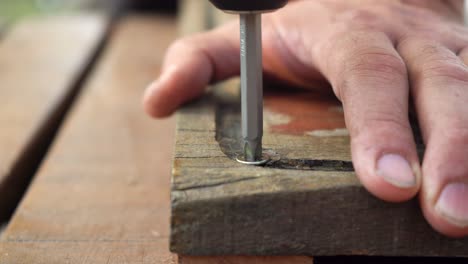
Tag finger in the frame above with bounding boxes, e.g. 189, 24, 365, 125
315, 31, 421, 202
143, 22, 240, 118
458, 46, 468, 63
399, 38, 468, 237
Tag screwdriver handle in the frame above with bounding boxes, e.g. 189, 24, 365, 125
208, 0, 288, 13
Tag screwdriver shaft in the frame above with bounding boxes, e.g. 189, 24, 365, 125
240, 13, 263, 162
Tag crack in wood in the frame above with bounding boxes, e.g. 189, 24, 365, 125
173, 176, 260, 191
265, 159, 354, 171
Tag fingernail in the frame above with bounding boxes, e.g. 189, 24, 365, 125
377, 154, 416, 188
436, 183, 468, 228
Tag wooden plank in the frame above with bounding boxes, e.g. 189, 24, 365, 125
171, 3, 468, 258
0, 14, 107, 222
0, 15, 178, 263
171, 88, 468, 256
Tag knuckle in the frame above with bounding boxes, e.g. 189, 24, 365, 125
367, 113, 410, 131
343, 47, 406, 81
344, 9, 380, 26
351, 113, 411, 141
420, 61, 468, 84
332, 11, 382, 34
399, 36, 435, 52
329, 31, 407, 99
399, 39, 468, 84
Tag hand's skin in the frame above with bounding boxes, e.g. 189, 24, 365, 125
143, 0, 468, 237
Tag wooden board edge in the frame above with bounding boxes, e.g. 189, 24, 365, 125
0, 13, 111, 223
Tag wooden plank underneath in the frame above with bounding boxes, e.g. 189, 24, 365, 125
0, 15, 177, 263
0, 14, 107, 222
0, 241, 175, 264
170, 84, 468, 256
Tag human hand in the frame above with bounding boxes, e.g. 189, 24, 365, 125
143, 0, 468, 237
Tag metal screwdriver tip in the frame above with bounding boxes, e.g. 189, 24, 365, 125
239, 13, 263, 163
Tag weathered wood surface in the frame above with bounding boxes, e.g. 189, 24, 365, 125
172, 85, 468, 257
0, 15, 178, 263
0, 14, 107, 222
171, 2, 468, 258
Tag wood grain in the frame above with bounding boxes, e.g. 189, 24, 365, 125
171, 2, 468, 258
0, 15, 177, 263
171, 81, 468, 257
0, 14, 107, 222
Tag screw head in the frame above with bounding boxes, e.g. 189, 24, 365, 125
235, 153, 270, 166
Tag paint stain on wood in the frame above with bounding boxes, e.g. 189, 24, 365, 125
264, 91, 346, 136
306, 128, 349, 137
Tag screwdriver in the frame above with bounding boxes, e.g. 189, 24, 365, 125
208, 0, 288, 164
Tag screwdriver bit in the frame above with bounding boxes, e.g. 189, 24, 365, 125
208, 0, 288, 163
240, 13, 263, 162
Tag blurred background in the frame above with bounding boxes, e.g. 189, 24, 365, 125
0, 0, 178, 21
0, 0, 181, 233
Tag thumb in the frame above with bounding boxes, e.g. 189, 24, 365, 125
143, 21, 240, 118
